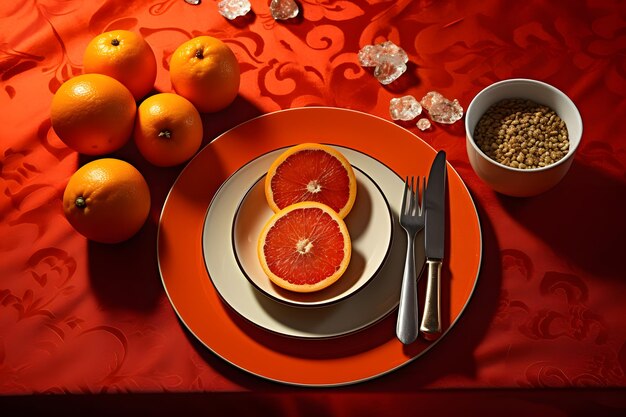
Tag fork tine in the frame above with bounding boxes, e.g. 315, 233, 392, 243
401, 177, 409, 215
412, 176, 420, 215
408, 176, 415, 215
420, 176, 426, 213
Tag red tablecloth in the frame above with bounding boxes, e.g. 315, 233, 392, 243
2, 0, 626, 414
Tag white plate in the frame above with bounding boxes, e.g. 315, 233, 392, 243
202, 145, 422, 339
232, 164, 393, 307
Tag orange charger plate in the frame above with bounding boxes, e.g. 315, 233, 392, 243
158, 107, 482, 386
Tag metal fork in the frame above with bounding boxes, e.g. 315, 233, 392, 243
396, 176, 426, 344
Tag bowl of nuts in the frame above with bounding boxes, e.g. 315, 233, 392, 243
465, 78, 583, 197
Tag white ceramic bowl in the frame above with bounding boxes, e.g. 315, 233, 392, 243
231, 154, 394, 309
465, 78, 583, 197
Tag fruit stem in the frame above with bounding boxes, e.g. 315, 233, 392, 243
75, 196, 86, 208
158, 130, 172, 139
111, 38, 120, 46
195, 49, 204, 59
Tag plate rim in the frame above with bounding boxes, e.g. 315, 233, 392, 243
203, 145, 404, 337
157, 106, 483, 387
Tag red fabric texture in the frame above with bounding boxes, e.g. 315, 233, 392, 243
1, 0, 626, 404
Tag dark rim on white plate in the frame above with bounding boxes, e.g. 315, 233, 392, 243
200, 144, 408, 339
231, 164, 394, 308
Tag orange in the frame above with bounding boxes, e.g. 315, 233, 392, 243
83, 30, 157, 101
50, 73, 136, 155
63, 158, 151, 243
257, 202, 351, 293
169, 36, 240, 113
133, 93, 203, 167
264, 143, 357, 218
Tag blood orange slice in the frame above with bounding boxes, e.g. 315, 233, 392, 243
257, 201, 352, 293
264, 143, 357, 218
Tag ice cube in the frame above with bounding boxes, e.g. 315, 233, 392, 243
429, 98, 463, 124
270, 0, 299, 20
420, 91, 444, 111
389, 96, 422, 121
420, 91, 464, 124
416, 118, 432, 131
378, 41, 408, 64
357, 45, 379, 67
358, 40, 409, 84
218, 0, 251, 20
373, 55, 407, 85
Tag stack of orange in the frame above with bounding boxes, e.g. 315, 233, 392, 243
257, 143, 357, 293
51, 31, 241, 243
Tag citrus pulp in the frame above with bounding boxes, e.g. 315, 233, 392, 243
264, 143, 357, 218
257, 201, 351, 293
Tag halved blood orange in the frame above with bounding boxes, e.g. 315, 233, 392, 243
257, 201, 352, 293
264, 143, 357, 218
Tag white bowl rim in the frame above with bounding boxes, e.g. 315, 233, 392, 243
465, 78, 583, 173
230, 157, 395, 308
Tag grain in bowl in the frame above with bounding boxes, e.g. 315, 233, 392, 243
473, 98, 569, 170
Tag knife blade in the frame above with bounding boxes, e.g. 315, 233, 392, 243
420, 150, 447, 338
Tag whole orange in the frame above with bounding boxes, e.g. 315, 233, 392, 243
51, 73, 136, 155
83, 30, 157, 101
133, 93, 203, 167
169, 36, 240, 113
63, 158, 151, 244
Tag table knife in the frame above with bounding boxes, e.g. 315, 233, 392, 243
420, 150, 447, 338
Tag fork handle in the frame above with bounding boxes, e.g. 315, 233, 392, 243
420, 259, 442, 338
396, 233, 419, 344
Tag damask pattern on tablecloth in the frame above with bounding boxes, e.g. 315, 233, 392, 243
485, 249, 626, 388
1, 0, 625, 392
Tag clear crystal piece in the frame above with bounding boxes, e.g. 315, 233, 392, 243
429, 99, 463, 124
420, 91, 443, 111
184, 0, 201, 5
389, 95, 422, 121
420, 91, 464, 124
217, 0, 251, 20
359, 40, 408, 85
357, 45, 379, 67
270, 0, 299, 20
373, 55, 407, 85
416, 118, 432, 131
378, 41, 409, 64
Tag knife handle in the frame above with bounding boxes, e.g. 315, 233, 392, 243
420, 259, 442, 338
